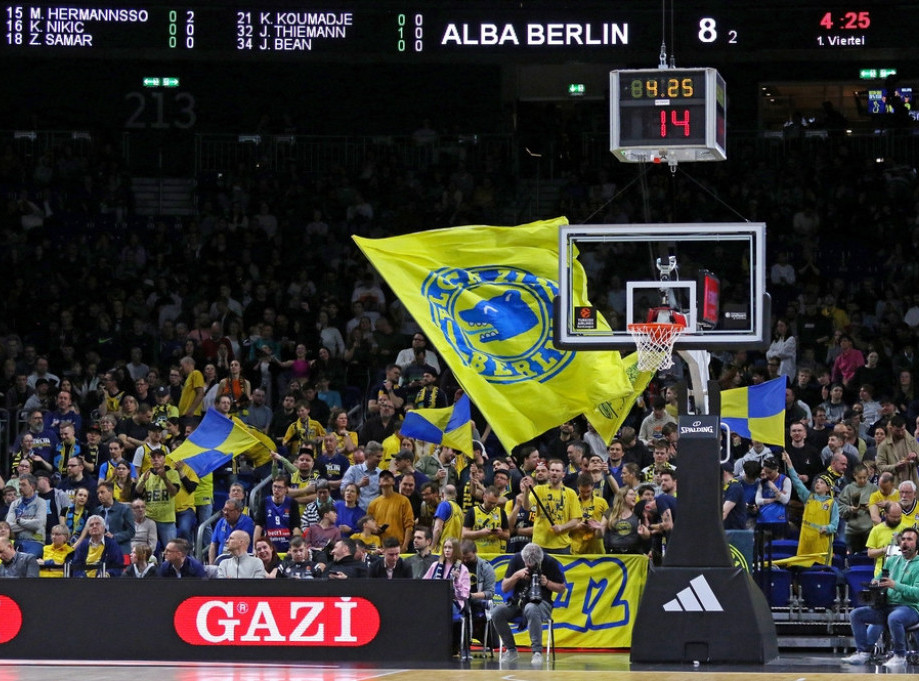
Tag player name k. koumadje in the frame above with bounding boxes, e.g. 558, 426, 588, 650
442, 22, 628, 46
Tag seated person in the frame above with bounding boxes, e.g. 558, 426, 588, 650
277, 536, 326, 579
350, 515, 383, 553
843, 527, 919, 669
38, 524, 73, 577
491, 542, 565, 667
70, 515, 125, 577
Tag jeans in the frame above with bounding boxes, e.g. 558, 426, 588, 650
175, 508, 197, 542
196, 504, 214, 546
154, 521, 177, 554
491, 600, 553, 652
851, 604, 919, 656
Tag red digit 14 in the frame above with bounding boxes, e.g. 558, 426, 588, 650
660, 109, 691, 138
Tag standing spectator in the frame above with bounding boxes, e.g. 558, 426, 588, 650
766, 318, 797, 380
92, 480, 135, 555
368, 470, 414, 551
6, 474, 45, 557
253, 475, 301, 553
178, 356, 205, 418
831, 334, 865, 391
134, 449, 180, 551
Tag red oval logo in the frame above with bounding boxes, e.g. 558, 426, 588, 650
174, 597, 380, 646
0, 596, 23, 643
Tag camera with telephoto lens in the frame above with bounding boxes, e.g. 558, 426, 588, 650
860, 570, 889, 609
515, 568, 544, 607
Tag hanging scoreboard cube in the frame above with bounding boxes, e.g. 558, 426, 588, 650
610, 67, 727, 164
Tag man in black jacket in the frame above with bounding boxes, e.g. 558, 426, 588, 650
369, 537, 412, 579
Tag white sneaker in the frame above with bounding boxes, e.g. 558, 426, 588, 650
531, 652, 543, 666
502, 649, 518, 663
884, 654, 907, 668
841, 651, 871, 665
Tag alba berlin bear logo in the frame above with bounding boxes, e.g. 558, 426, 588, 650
422, 265, 573, 385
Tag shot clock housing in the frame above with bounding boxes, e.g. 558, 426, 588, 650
610, 67, 726, 163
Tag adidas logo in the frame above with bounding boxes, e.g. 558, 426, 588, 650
662, 575, 724, 612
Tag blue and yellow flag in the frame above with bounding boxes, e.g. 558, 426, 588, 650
167, 408, 261, 477
585, 351, 655, 444
401, 394, 474, 454
721, 377, 786, 446
353, 218, 631, 453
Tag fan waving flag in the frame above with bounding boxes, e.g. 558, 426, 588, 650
721, 377, 787, 446
354, 217, 631, 454
167, 408, 261, 477
401, 394, 474, 455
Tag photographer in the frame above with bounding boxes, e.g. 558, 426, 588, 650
843, 527, 919, 668
492, 543, 565, 666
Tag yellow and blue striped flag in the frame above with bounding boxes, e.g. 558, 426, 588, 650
401, 394, 474, 455
721, 377, 786, 446
353, 218, 631, 453
167, 408, 261, 477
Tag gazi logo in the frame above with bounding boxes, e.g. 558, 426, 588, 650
174, 597, 380, 646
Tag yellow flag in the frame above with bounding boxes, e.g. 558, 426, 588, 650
585, 351, 655, 444
353, 218, 631, 453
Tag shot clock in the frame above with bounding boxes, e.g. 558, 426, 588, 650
610, 67, 727, 164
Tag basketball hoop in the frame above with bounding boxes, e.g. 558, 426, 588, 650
627, 322, 686, 372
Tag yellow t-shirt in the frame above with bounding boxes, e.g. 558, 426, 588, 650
531, 484, 580, 551
351, 532, 382, 551
179, 370, 205, 416
141, 468, 181, 522
571, 494, 609, 555
868, 489, 900, 520
85, 542, 105, 578
40, 544, 74, 578
282, 418, 326, 453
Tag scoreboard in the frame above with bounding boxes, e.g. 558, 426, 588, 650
2, 1, 916, 62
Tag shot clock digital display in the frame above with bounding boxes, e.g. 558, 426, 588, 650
609, 68, 726, 164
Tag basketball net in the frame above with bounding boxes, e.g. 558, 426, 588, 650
627, 307, 687, 372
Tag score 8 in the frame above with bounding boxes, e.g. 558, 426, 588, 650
698, 18, 717, 43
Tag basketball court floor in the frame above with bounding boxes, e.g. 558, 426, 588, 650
0, 652, 910, 681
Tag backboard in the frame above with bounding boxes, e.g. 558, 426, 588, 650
556, 223, 768, 351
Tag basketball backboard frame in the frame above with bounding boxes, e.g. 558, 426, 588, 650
555, 222, 769, 351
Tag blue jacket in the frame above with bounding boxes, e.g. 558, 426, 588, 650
71, 536, 124, 577
157, 556, 207, 579
92, 502, 136, 554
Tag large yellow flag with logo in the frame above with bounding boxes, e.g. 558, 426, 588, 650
353, 218, 631, 453
585, 351, 655, 444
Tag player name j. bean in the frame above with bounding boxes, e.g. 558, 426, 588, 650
442, 22, 628, 46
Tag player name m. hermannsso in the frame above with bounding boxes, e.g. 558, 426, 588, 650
42, 8, 148, 22
441, 22, 627, 46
